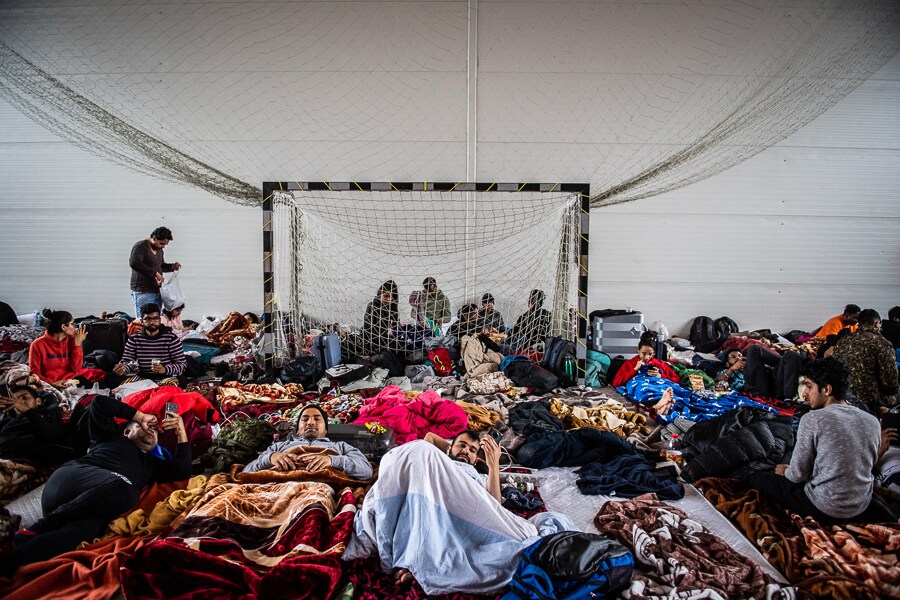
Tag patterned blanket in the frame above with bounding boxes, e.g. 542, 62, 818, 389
120, 476, 361, 599
696, 477, 900, 600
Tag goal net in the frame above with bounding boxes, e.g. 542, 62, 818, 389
263, 183, 585, 366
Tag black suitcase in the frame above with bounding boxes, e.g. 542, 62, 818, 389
326, 423, 396, 461
81, 318, 127, 358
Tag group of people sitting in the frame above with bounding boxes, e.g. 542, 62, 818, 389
359, 278, 553, 356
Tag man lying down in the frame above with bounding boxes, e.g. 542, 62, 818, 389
343, 430, 577, 595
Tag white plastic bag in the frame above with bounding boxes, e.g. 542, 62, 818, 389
160, 271, 186, 311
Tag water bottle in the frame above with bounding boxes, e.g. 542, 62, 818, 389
654, 320, 668, 342
662, 433, 683, 467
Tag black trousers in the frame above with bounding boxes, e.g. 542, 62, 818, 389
743, 345, 804, 400
9, 462, 140, 567
746, 471, 847, 524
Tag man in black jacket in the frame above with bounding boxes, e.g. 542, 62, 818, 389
5, 394, 191, 570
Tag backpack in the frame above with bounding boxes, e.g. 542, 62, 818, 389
504, 361, 558, 395
541, 337, 578, 387
500, 354, 532, 372
428, 348, 454, 376
371, 350, 405, 378
280, 355, 322, 388
585, 350, 611, 388
606, 355, 627, 387
503, 531, 633, 600
688, 316, 715, 347
206, 418, 277, 473
714, 316, 739, 340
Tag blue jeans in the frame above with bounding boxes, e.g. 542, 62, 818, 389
131, 291, 161, 318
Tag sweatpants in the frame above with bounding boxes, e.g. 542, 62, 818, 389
9, 462, 140, 567
743, 345, 804, 400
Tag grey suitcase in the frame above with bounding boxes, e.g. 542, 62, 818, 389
590, 309, 644, 358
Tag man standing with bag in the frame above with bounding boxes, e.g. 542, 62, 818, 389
129, 227, 181, 317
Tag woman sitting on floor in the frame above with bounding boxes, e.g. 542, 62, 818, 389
612, 333, 679, 388
27, 309, 87, 389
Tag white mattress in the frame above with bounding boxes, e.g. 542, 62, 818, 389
536, 466, 787, 584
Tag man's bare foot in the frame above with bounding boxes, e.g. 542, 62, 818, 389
393, 567, 414, 587
653, 388, 676, 415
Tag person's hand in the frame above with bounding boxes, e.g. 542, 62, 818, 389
73, 325, 88, 345
0, 394, 37, 414
53, 379, 79, 389
270, 452, 297, 471
161, 411, 187, 443
823, 346, 835, 358
646, 367, 661, 378
634, 358, 647, 372
113, 363, 127, 376
133, 411, 159, 434
155, 272, 164, 286
172, 262, 181, 271
775, 463, 788, 476
480, 436, 501, 471
151, 362, 166, 374
880, 428, 898, 458
295, 453, 333, 472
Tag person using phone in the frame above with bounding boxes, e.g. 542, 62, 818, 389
4, 394, 190, 572
611, 333, 679, 388
424, 430, 502, 503
242, 405, 372, 480
714, 349, 747, 391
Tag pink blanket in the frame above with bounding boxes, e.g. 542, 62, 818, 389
352, 386, 467, 443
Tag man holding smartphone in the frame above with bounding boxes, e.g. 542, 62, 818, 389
4, 394, 190, 572
113, 303, 186, 385
424, 430, 503, 503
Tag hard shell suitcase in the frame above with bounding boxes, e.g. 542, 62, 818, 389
80, 318, 127, 358
313, 333, 341, 370
590, 309, 644, 358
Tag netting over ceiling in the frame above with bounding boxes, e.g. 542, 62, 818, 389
0, 1, 898, 206
269, 188, 581, 358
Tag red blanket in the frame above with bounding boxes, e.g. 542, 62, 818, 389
352, 386, 467, 444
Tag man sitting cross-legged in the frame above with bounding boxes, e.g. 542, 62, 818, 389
747, 357, 882, 523
242, 405, 373, 480
343, 432, 575, 595
113, 303, 186, 386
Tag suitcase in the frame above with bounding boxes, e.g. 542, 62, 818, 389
81, 318, 127, 358
326, 423, 396, 462
590, 309, 644, 358
313, 333, 341, 370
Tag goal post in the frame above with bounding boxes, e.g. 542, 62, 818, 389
261, 181, 590, 380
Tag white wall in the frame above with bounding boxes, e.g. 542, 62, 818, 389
0, 2, 898, 332
591, 54, 900, 336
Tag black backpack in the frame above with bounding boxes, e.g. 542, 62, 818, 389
688, 316, 716, 347
505, 361, 559, 395
370, 350, 406, 378
714, 316, 739, 340
541, 337, 577, 387
606, 355, 627, 386
280, 355, 322, 388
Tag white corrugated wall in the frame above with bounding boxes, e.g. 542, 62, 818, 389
0, 4, 897, 334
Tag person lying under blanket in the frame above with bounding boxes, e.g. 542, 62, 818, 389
242, 405, 373, 480
343, 436, 576, 595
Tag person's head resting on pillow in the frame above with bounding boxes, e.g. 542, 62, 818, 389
297, 404, 329, 440
446, 430, 481, 465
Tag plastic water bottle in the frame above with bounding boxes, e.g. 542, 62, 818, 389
662, 433, 683, 467
654, 320, 669, 342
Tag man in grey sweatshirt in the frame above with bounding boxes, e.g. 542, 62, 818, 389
243, 405, 373, 480
747, 357, 881, 523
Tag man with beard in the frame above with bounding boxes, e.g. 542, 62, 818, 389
424, 430, 502, 502
242, 405, 373, 479
3, 394, 189, 571
129, 226, 181, 318
113, 303, 186, 385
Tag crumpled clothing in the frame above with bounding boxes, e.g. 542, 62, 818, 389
416, 375, 464, 396
102, 475, 208, 539
460, 335, 503, 377
508, 400, 565, 437
0, 325, 45, 345
548, 396, 646, 438
594, 494, 793, 600
465, 371, 514, 395
352, 385, 467, 444
455, 401, 502, 432
516, 427, 639, 469
0, 458, 47, 504
280, 394, 366, 425
216, 382, 304, 411
576, 454, 684, 500
206, 311, 258, 350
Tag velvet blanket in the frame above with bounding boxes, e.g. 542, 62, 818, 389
352, 385, 467, 444
696, 477, 900, 600
120, 476, 360, 599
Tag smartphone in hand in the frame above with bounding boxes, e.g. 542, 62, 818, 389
164, 401, 178, 417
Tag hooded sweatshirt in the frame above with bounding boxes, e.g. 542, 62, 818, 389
28, 333, 83, 383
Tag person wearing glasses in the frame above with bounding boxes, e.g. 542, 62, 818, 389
3, 394, 189, 572
113, 304, 186, 386
27, 309, 87, 388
